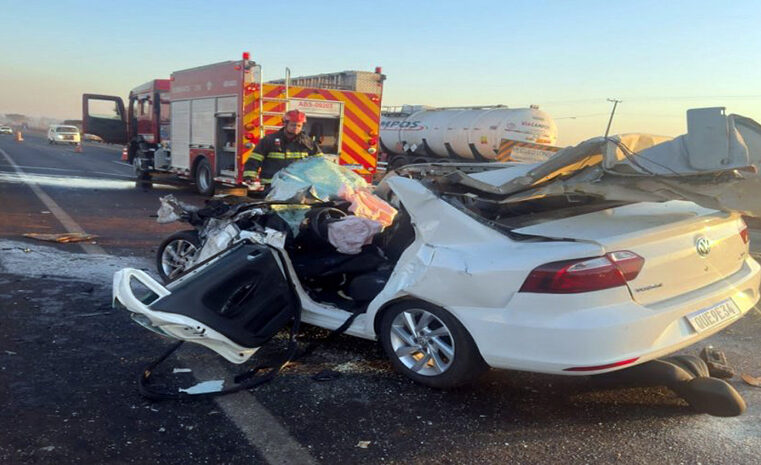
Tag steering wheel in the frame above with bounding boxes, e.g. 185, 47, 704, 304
309, 207, 347, 242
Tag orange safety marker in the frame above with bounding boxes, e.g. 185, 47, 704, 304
121, 146, 128, 161
15, 130, 23, 143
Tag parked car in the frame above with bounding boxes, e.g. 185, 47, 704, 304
0, 125, 13, 135
47, 125, 81, 145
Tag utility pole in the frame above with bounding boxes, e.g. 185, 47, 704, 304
604, 98, 621, 138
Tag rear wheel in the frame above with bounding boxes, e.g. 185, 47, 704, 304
379, 300, 488, 389
156, 230, 201, 283
195, 158, 215, 196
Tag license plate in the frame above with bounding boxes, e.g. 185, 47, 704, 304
686, 299, 742, 333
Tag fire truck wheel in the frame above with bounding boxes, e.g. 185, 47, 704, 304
195, 158, 215, 196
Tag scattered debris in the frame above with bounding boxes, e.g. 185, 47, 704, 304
39, 446, 55, 452
356, 441, 371, 449
172, 368, 192, 374
23, 232, 98, 243
699, 346, 734, 379
4, 351, 16, 355
178, 380, 224, 395
741, 373, 761, 388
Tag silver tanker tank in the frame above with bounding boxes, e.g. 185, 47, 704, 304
379, 105, 558, 164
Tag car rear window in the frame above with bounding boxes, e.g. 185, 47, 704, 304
56, 126, 79, 133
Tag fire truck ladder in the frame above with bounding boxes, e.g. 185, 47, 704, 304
258, 67, 291, 137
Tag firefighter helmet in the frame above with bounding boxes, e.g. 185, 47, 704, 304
284, 110, 307, 124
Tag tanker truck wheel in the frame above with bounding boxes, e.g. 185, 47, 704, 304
195, 158, 215, 196
389, 157, 407, 172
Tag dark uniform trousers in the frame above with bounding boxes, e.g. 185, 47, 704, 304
242, 129, 321, 183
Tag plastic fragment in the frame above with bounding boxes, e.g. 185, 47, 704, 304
179, 380, 224, 394
741, 373, 761, 387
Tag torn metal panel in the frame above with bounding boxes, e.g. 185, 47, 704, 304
397, 108, 761, 217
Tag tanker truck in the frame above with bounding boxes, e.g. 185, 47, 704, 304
378, 104, 560, 172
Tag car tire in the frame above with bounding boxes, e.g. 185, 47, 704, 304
156, 230, 201, 283
379, 300, 488, 389
195, 158, 215, 196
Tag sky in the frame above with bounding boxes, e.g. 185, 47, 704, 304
1, 0, 760, 146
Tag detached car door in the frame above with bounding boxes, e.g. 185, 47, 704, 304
82, 94, 128, 144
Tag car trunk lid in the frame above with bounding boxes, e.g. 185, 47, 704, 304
512, 201, 749, 305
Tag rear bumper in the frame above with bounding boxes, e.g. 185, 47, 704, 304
460, 257, 761, 375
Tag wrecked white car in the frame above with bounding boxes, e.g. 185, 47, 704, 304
113, 108, 760, 398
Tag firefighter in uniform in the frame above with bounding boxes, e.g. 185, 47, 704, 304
243, 109, 321, 186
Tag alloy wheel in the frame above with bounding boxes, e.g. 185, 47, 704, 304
388, 308, 455, 376
160, 239, 199, 280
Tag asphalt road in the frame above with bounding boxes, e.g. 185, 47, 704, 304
2, 132, 761, 465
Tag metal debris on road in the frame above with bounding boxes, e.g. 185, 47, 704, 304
23, 232, 98, 243
356, 441, 371, 449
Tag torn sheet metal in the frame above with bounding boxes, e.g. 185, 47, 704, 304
398, 108, 761, 217
157, 195, 199, 224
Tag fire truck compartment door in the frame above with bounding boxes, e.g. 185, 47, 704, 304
171, 101, 191, 169
82, 94, 127, 144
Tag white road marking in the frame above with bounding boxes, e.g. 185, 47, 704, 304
112, 161, 132, 167
0, 147, 107, 254
0, 163, 132, 178
177, 354, 319, 465
1, 144, 318, 464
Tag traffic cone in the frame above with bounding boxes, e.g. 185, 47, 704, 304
15, 130, 23, 143
121, 146, 128, 161
74, 143, 83, 153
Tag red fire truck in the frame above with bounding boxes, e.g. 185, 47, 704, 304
83, 53, 385, 194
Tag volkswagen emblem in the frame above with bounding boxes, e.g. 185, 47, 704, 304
695, 236, 711, 257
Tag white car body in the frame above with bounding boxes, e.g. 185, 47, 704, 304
47, 125, 81, 144
0, 125, 12, 135
113, 169, 760, 376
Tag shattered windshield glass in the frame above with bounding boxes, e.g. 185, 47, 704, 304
266, 157, 369, 202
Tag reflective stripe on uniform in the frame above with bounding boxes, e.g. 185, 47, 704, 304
243, 170, 257, 178
250, 152, 265, 161
261, 177, 272, 184
285, 151, 308, 159
268, 152, 286, 159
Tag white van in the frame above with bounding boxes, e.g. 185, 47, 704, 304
47, 125, 81, 145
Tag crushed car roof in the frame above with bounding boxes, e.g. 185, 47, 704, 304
395, 107, 761, 218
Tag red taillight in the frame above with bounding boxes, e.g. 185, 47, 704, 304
368, 137, 378, 146
519, 251, 644, 294
244, 132, 255, 140
740, 226, 750, 244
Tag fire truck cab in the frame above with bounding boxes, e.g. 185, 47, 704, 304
83, 54, 384, 195
83, 79, 170, 164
